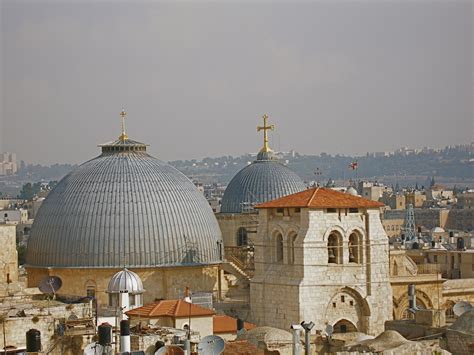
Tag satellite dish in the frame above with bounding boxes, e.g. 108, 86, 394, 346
154, 347, 167, 355
325, 324, 334, 337
453, 301, 473, 317
83, 342, 104, 355
197, 335, 225, 355
38, 276, 62, 295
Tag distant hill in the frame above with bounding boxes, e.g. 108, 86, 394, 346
2, 144, 472, 195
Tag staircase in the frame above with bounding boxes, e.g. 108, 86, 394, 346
222, 255, 251, 281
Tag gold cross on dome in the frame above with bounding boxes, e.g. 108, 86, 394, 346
257, 114, 275, 153
119, 108, 128, 141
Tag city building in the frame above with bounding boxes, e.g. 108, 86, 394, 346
456, 191, 474, 209
405, 190, 427, 208
25, 111, 224, 307
357, 181, 387, 202
0, 152, 18, 176
250, 187, 392, 335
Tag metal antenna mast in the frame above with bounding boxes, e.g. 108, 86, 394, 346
403, 204, 417, 242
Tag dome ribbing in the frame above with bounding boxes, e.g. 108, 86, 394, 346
26, 137, 223, 268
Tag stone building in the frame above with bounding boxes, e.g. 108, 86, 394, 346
217, 114, 305, 248
405, 191, 426, 208
25, 111, 223, 307
250, 187, 392, 335
456, 191, 474, 209
0, 224, 18, 289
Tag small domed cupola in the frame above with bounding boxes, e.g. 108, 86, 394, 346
107, 268, 144, 316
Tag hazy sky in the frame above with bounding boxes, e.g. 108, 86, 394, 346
1, 0, 472, 165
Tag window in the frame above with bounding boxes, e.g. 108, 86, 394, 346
237, 227, 248, 246
333, 302, 336, 308
349, 233, 361, 264
275, 233, 284, 263
295, 208, 301, 213
350, 300, 354, 306
327, 208, 337, 213
328, 232, 343, 264
288, 233, 297, 265
341, 296, 345, 302
348, 208, 359, 213
276, 208, 284, 214
433, 255, 438, 263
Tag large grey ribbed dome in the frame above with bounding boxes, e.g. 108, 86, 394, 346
26, 138, 223, 269
220, 152, 306, 214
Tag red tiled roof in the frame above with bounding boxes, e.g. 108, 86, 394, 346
125, 300, 215, 318
213, 314, 256, 334
255, 187, 384, 209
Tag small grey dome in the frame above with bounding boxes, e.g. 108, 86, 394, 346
108, 268, 144, 294
346, 187, 358, 196
220, 155, 306, 214
26, 137, 223, 268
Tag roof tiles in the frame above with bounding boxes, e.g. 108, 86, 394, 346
125, 299, 215, 318
213, 314, 256, 334
256, 187, 384, 209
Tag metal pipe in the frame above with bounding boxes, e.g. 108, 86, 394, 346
290, 324, 302, 355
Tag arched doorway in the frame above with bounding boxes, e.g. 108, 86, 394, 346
325, 288, 370, 334
333, 319, 358, 333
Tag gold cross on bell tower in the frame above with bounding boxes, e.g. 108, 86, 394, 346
119, 108, 128, 141
257, 114, 275, 153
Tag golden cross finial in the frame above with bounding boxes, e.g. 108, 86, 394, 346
257, 113, 275, 153
119, 108, 128, 141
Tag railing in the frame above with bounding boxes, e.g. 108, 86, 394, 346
416, 263, 442, 275
224, 246, 255, 274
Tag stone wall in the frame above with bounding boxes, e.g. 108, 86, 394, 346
26, 265, 220, 307
0, 225, 18, 285
250, 207, 392, 336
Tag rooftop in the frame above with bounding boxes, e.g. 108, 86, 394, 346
256, 187, 384, 209
125, 299, 215, 318
213, 314, 256, 334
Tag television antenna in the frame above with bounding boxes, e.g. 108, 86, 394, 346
197, 335, 225, 355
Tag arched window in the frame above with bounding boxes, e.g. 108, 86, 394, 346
288, 232, 297, 265
333, 319, 357, 333
85, 280, 96, 298
237, 227, 248, 246
348, 232, 361, 264
328, 232, 343, 264
275, 233, 284, 263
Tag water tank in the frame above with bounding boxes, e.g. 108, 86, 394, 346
26, 329, 41, 352
98, 323, 112, 346
120, 319, 130, 336
237, 318, 245, 331
457, 237, 465, 250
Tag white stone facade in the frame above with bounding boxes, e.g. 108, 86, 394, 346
250, 207, 392, 335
